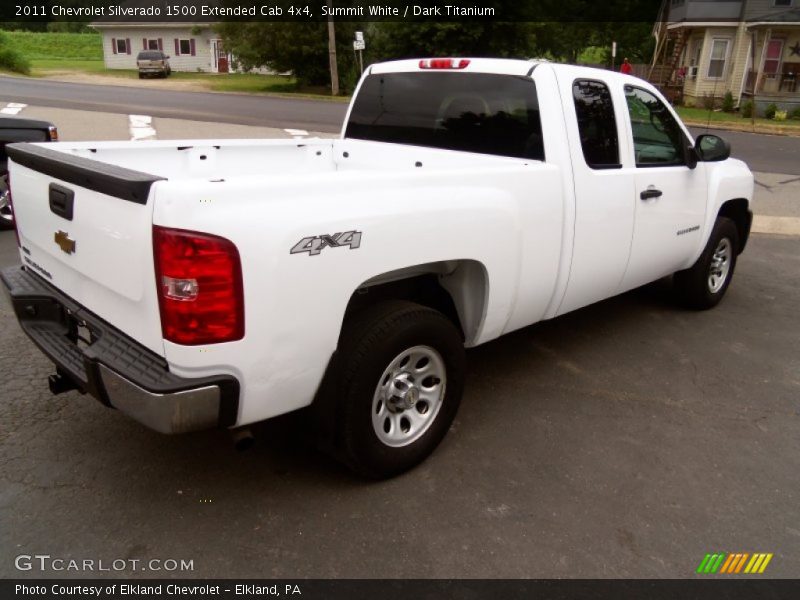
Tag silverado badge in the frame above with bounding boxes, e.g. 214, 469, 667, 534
54, 230, 76, 255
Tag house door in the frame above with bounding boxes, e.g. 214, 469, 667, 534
211, 39, 228, 73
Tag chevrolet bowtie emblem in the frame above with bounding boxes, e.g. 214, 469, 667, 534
54, 230, 76, 255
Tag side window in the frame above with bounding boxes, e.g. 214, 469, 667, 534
625, 85, 687, 167
572, 80, 620, 169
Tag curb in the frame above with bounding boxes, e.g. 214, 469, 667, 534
751, 215, 800, 236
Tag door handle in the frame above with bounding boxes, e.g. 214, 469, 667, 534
640, 188, 663, 200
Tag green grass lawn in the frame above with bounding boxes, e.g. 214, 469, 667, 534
28, 59, 345, 100
7, 31, 102, 60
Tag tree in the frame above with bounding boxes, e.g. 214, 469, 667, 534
369, 22, 538, 62
216, 21, 360, 91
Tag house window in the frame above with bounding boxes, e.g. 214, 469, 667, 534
572, 80, 620, 169
763, 39, 784, 78
773, 0, 792, 7
115, 38, 128, 54
147, 39, 159, 50
707, 39, 729, 79
179, 39, 192, 55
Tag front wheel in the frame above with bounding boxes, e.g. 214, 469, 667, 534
0, 176, 13, 231
336, 301, 465, 478
674, 217, 739, 309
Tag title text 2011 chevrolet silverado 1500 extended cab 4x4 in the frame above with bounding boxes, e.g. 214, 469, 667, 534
2, 59, 753, 478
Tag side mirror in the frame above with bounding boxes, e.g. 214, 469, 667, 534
695, 134, 731, 162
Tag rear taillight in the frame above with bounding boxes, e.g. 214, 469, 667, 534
47, 125, 58, 141
153, 226, 244, 345
419, 58, 471, 70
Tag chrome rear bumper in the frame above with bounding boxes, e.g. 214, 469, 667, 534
2, 265, 239, 433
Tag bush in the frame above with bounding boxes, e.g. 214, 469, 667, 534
0, 32, 30, 74
722, 91, 735, 113
764, 103, 778, 120
740, 100, 754, 118
701, 93, 716, 110
790, 106, 800, 120
774, 109, 788, 121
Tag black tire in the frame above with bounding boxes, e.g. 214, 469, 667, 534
335, 301, 465, 479
674, 217, 739, 310
0, 176, 13, 231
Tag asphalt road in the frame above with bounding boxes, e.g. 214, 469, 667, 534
0, 76, 348, 133
688, 127, 800, 176
2, 76, 799, 174
1, 228, 798, 578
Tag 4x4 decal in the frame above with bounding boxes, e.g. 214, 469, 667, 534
290, 231, 362, 256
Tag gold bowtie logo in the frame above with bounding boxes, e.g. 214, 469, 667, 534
54, 230, 76, 255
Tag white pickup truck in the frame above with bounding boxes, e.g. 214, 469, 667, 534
2, 59, 753, 477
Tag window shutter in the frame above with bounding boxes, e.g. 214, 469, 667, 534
157, 38, 163, 51
112, 38, 117, 54
126, 38, 131, 54
190, 39, 196, 56
143, 38, 147, 50
174, 38, 180, 55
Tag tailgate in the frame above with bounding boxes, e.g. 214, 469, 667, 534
7, 143, 166, 355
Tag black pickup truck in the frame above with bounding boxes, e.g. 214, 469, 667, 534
0, 116, 58, 230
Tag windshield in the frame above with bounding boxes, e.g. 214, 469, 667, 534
345, 72, 544, 160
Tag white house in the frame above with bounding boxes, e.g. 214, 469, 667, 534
91, 22, 232, 73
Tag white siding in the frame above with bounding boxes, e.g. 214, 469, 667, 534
98, 27, 216, 72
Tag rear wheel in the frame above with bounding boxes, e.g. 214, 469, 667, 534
674, 217, 739, 309
336, 301, 465, 479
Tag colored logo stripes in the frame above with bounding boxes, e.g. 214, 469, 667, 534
696, 553, 773, 574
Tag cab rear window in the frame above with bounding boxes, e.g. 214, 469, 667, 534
137, 51, 164, 60
345, 72, 544, 160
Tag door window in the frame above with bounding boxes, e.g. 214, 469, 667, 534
572, 80, 620, 169
625, 86, 687, 167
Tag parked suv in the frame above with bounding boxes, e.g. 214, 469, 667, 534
0, 116, 58, 230
137, 50, 171, 78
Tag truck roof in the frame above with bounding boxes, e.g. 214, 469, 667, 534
367, 58, 660, 99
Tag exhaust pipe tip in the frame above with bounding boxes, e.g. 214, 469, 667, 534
231, 428, 255, 452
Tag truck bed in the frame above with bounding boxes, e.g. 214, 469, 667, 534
11, 138, 532, 183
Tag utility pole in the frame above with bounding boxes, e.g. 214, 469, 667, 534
327, 0, 339, 96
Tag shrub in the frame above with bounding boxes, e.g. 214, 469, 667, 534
0, 31, 31, 75
722, 91, 735, 113
701, 93, 716, 110
774, 110, 788, 121
764, 103, 778, 120
790, 106, 800, 120
740, 100, 754, 118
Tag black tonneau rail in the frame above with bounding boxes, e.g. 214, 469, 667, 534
6, 142, 165, 204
